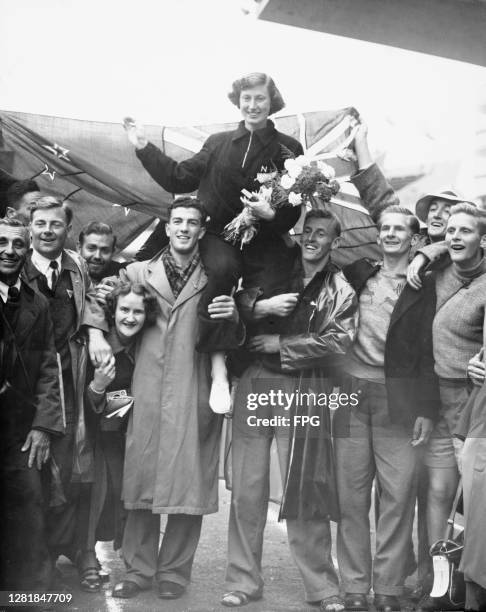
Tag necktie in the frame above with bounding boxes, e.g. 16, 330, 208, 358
4, 285, 20, 325
49, 260, 59, 290
7, 286, 20, 303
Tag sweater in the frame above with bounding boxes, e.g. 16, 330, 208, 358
433, 258, 486, 379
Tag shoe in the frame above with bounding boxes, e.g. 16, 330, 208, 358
157, 580, 186, 599
374, 594, 401, 612
98, 569, 110, 584
408, 576, 433, 603
344, 593, 368, 611
76, 551, 101, 593
95, 556, 110, 583
320, 594, 345, 611
112, 580, 142, 598
417, 594, 462, 611
221, 591, 251, 607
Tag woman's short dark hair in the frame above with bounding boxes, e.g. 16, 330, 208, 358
228, 73, 285, 115
104, 281, 159, 328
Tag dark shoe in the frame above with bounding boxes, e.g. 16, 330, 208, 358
95, 556, 110, 583
417, 594, 462, 611
157, 580, 186, 599
112, 580, 142, 598
76, 551, 101, 593
344, 593, 368, 611
374, 594, 401, 612
408, 575, 433, 603
98, 569, 110, 584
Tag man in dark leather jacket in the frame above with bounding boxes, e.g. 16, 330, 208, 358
222, 209, 358, 609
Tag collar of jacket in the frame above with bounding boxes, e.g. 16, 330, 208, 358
107, 326, 136, 359
231, 119, 277, 146
343, 258, 382, 295
290, 246, 341, 293
18, 277, 36, 299
24, 249, 77, 280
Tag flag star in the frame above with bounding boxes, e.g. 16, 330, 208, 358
41, 164, 56, 181
42, 143, 71, 161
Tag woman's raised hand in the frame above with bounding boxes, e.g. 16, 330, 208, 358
123, 117, 148, 150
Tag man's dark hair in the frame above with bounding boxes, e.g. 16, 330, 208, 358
78, 221, 117, 250
5, 179, 40, 207
29, 195, 73, 225
304, 208, 342, 238
377, 205, 420, 235
168, 197, 208, 226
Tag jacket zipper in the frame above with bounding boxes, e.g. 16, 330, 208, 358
241, 132, 253, 168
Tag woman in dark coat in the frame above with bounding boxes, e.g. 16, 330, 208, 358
76, 281, 158, 592
124, 72, 303, 413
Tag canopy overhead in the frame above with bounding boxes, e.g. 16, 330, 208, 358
252, 0, 486, 67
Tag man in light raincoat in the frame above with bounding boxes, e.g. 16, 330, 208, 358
113, 197, 241, 601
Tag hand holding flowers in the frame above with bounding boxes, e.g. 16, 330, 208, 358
241, 187, 275, 222
222, 153, 341, 245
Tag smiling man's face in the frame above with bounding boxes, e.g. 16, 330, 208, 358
165, 206, 205, 256
0, 224, 29, 284
30, 207, 70, 260
446, 212, 484, 269
377, 212, 416, 256
301, 217, 339, 264
426, 198, 452, 240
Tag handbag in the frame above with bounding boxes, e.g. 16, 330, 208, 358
429, 479, 465, 609
104, 389, 134, 418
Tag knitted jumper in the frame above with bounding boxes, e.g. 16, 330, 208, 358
433, 259, 486, 379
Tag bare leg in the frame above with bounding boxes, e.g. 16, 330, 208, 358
209, 352, 231, 414
426, 465, 459, 545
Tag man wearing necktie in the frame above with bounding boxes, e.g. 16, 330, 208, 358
23, 196, 111, 579
0, 217, 63, 590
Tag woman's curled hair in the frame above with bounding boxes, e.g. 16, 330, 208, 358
228, 72, 285, 116
104, 281, 159, 328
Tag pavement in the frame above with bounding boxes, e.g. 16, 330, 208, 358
49, 482, 420, 612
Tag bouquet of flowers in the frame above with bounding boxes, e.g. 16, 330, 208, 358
222, 154, 341, 246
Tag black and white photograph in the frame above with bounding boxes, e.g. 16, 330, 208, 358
1, 1, 486, 610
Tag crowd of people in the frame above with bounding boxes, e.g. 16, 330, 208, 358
1, 72, 486, 612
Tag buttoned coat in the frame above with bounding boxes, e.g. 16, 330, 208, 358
23, 250, 108, 481
0, 280, 63, 442
120, 256, 223, 514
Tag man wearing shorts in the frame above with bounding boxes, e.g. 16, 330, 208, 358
419, 203, 486, 611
